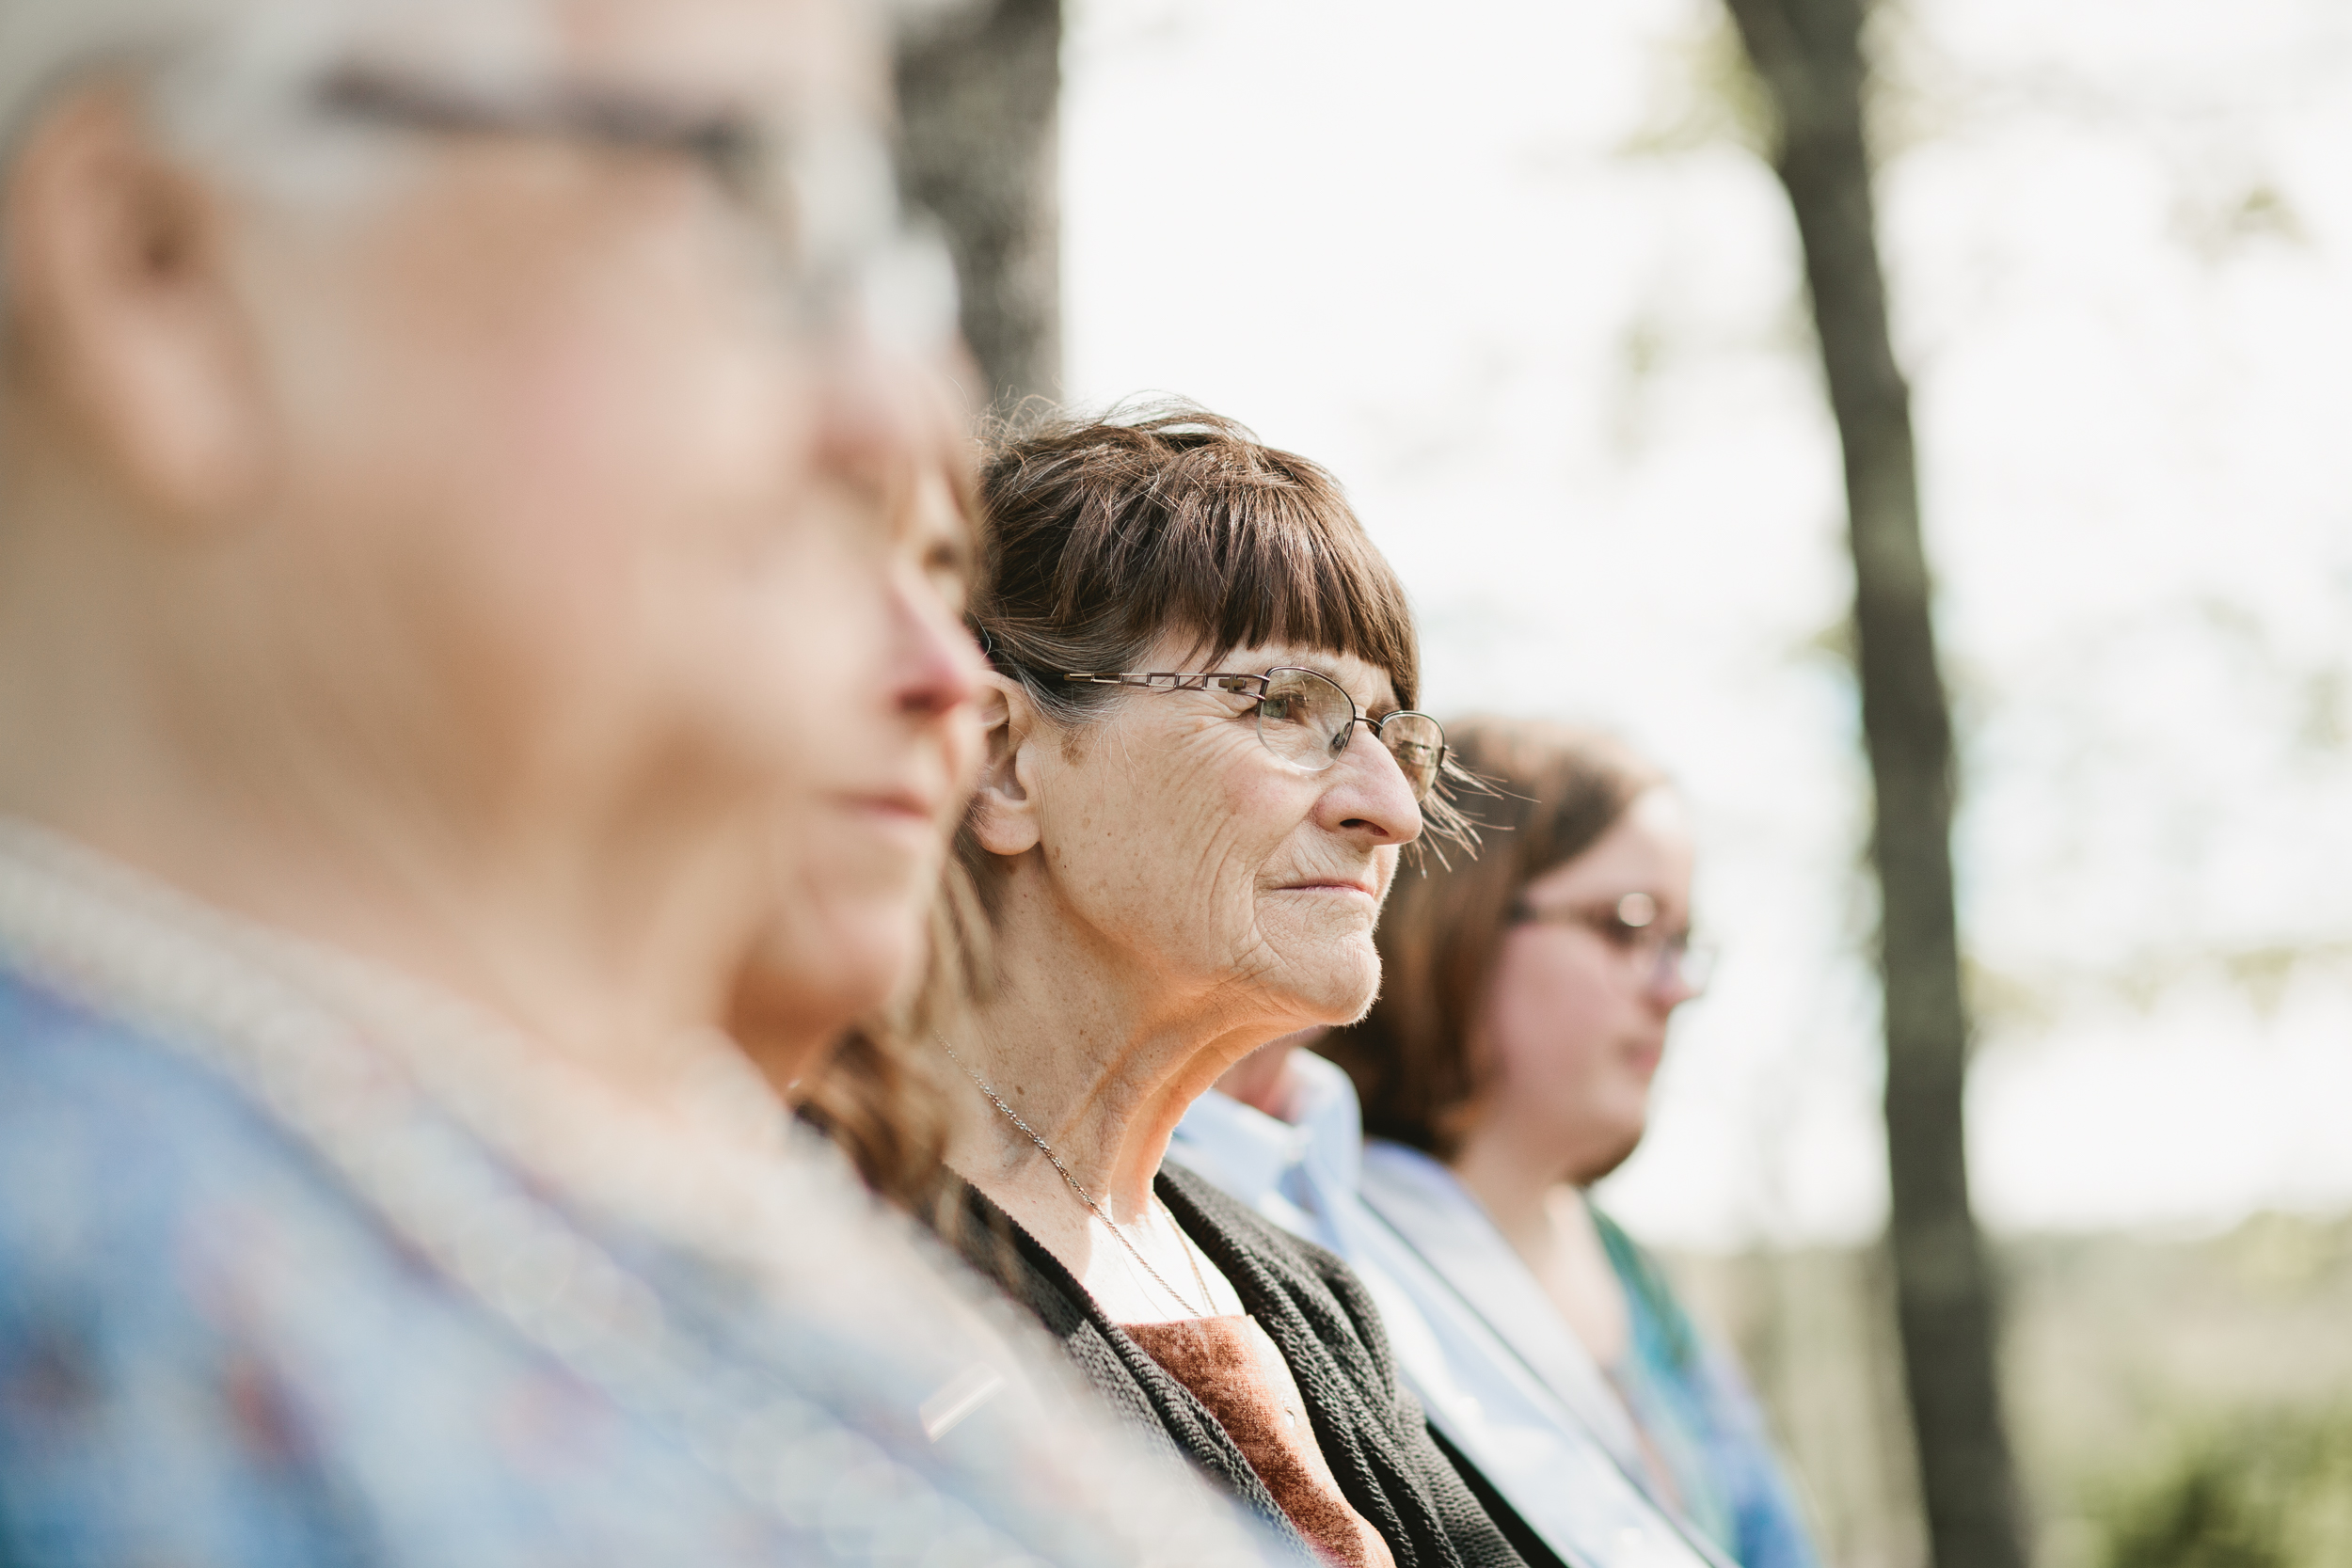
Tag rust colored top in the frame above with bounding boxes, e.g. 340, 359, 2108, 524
1121, 1315, 1397, 1568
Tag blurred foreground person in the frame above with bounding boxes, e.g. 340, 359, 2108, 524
0, 4, 1270, 1563
938, 407, 1535, 1568
1324, 722, 1821, 1568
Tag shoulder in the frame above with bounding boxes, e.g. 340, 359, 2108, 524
938, 1180, 1291, 1517
0, 974, 374, 1292
1161, 1173, 1532, 1568
0, 974, 621, 1560
942, 1180, 1101, 1341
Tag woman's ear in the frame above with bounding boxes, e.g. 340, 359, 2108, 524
968, 677, 1043, 858
3, 83, 272, 527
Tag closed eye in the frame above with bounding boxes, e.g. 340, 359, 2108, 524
924, 538, 972, 613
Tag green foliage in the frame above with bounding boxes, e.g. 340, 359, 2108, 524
2096, 1409, 2352, 1568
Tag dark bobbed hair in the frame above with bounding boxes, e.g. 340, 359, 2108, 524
963, 401, 1465, 896
1319, 719, 1666, 1160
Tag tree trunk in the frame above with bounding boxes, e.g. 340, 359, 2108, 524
894, 0, 1063, 409
1715, 3, 2027, 1566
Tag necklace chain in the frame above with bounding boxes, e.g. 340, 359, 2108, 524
938, 1039, 1214, 1320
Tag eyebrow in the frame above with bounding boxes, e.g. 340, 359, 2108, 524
316, 65, 761, 159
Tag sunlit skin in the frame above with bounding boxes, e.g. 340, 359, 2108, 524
1450, 787, 1700, 1363
0, 0, 971, 1132
948, 640, 1424, 1323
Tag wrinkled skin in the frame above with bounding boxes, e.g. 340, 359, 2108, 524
950, 637, 1424, 1322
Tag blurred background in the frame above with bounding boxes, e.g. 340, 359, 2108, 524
899, 0, 2352, 1563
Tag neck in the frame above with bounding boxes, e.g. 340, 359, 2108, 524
1450, 1114, 1582, 1261
1452, 1116, 1634, 1365
941, 892, 1294, 1227
0, 518, 778, 1111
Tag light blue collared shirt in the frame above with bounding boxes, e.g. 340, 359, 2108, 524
1169, 1053, 1728, 1568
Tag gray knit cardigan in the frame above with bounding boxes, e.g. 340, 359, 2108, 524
945, 1163, 1561, 1568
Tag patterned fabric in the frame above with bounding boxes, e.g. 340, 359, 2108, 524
1122, 1316, 1394, 1568
946, 1166, 1534, 1568
0, 823, 1277, 1568
1591, 1206, 1821, 1568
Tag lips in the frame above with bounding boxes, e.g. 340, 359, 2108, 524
831, 782, 954, 843
1276, 877, 1378, 896
845, 789, 939, 824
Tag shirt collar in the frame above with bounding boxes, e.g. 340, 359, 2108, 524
1282, 1049, 1365, 1193
1168, 1048, 1364, 1202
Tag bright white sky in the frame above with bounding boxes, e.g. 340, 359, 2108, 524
1059, 0, 2352, 1247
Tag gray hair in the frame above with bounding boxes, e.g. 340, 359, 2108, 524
0, 0, 930, 325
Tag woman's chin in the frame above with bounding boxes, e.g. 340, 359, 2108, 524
739, 900, 927, 1037
1256, 944, 1383, 1029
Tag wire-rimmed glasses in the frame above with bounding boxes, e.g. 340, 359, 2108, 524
1063, 667, 1450, 802
1511, 890, 1716, 995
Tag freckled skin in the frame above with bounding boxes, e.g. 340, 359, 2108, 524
1019, 639, 1406, 1036
947, 635, 1424, 1322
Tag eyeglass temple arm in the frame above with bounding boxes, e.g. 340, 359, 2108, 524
1061, 673, 1269, 694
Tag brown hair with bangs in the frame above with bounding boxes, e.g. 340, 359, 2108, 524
963, 402, 1464, 895
976, 402, 1420, 718
1319, 719, 1664, 1160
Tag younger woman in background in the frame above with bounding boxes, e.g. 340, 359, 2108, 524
1325, 720, 1821, 1568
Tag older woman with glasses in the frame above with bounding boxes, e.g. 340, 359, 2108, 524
1322, 721, 1821, 1568
934, 406, 1539, 1568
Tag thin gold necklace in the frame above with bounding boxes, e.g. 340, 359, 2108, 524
939, 1038, 1215, 1319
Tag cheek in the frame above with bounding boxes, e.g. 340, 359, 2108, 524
468, 290, 814, 731
267, 175, 819, 768
751, 825, 943, 1026
1047, 727, 1292, 949
1191, 744, 1326, 934
1484, 941, 1620, 1095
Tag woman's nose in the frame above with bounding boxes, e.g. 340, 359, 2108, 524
891, 583, 985, 721
1642, 952, 1700, 1012
1320, 725, 1424, 844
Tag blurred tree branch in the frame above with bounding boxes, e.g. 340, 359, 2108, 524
1716, 1, 2027, 1565
896, 0, 1062, 409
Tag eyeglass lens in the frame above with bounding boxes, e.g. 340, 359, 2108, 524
1518, 893, 1713, 995
1610, 908, 1713, 995
1254, 668, 1445, 801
